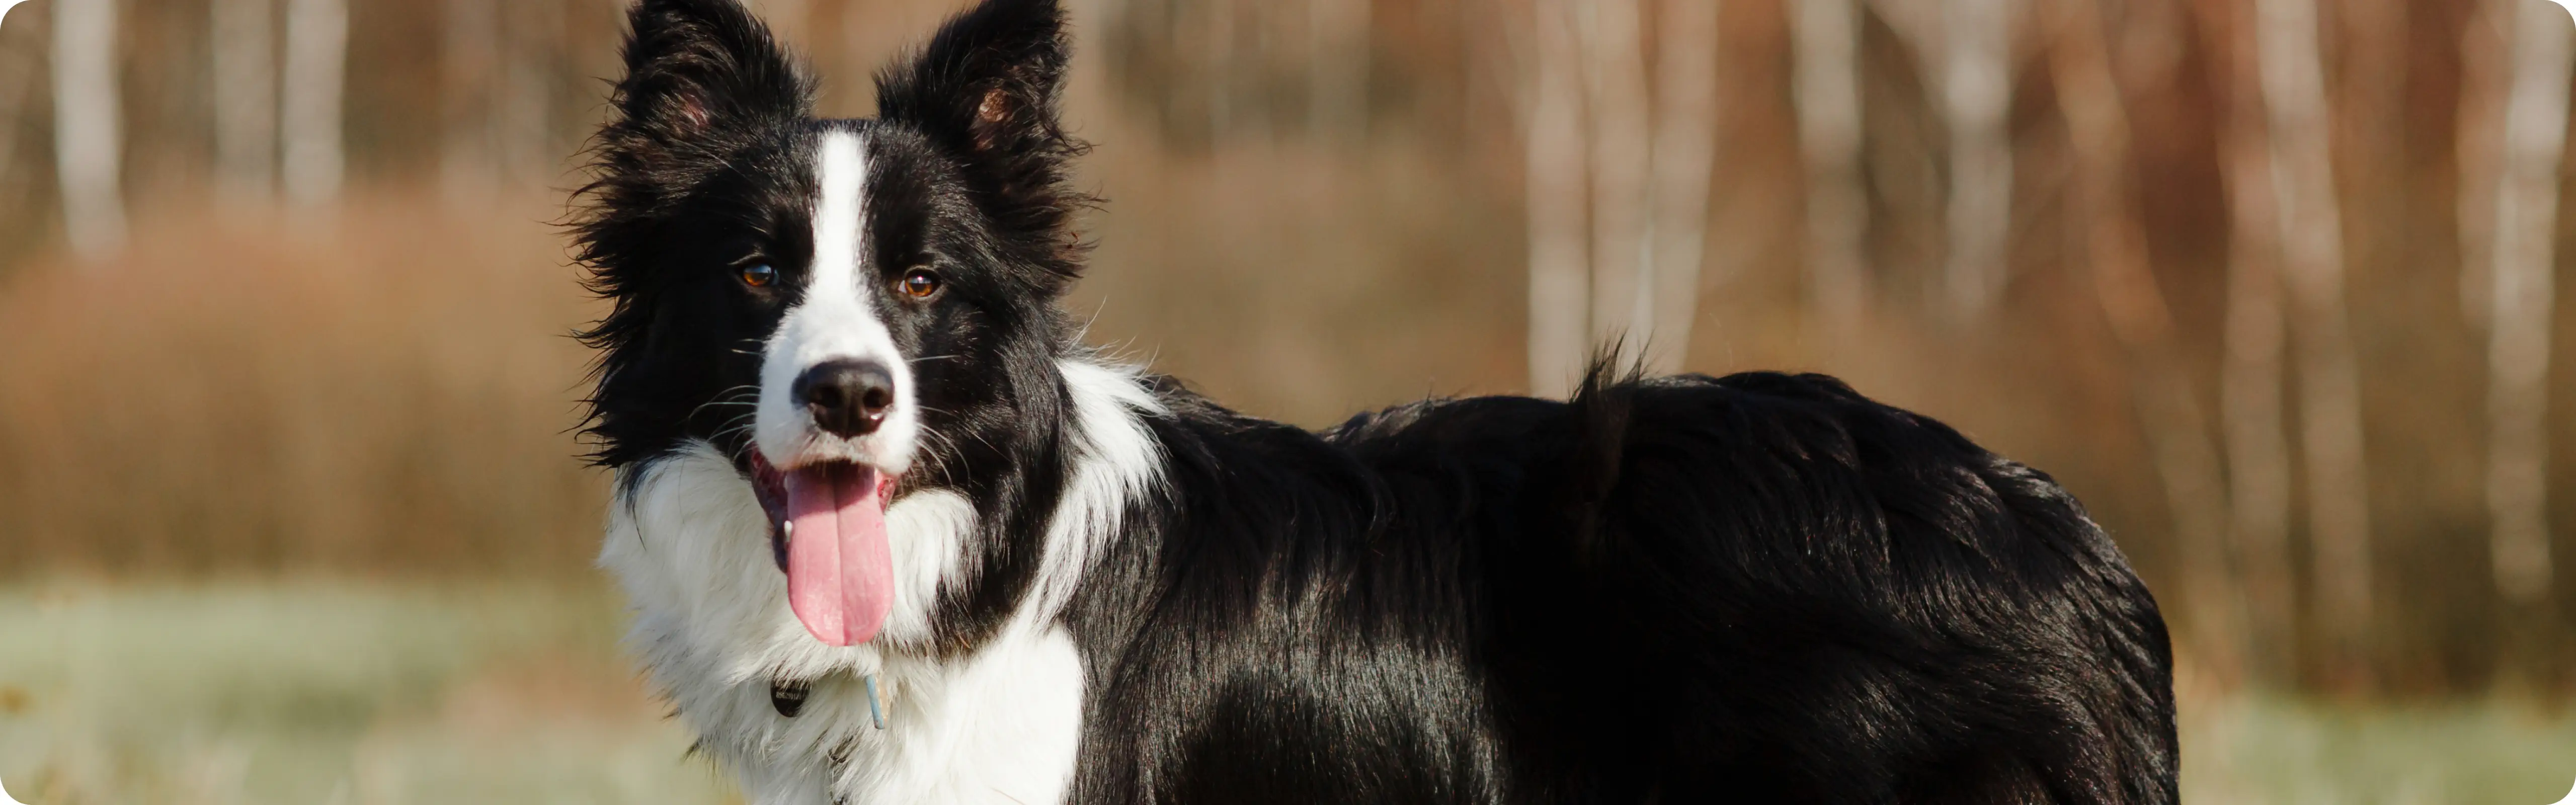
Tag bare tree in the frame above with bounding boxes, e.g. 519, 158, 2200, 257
2458, 0, 2511, 332
212, 0, 278, 204
2482, 0, 2572, 605
1525, 0, 1591, 397
1644, 0, 1718, 374
1579, 0, 1652, 356
2256, 0, 2374, 673
53, 0, 128, 261
1791, 0, 1868, 332
2047, 0, 2241, 680
1942, 0, 2013, 318
2198, 0, 2294, 682
282, 0, 347, 208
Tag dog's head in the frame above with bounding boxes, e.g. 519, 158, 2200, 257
574, 0, 1086, 649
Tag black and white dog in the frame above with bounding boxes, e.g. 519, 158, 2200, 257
572, 1, 2178, 802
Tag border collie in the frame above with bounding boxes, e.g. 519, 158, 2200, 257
571, 1, 2179, 802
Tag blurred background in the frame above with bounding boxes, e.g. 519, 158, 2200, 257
3, 0, 2576, 800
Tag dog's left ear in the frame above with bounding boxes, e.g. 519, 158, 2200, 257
876, 0, 1084, 278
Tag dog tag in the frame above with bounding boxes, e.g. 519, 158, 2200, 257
771, 678, 810, 717
862, 674, 884, 730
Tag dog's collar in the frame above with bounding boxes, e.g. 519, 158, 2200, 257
771, 674, 886, 729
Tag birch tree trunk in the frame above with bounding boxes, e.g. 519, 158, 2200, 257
1578, 0, 1652, 357
2201, 0, 2295, 682
54, 0, 128, 261
1943, 0, 2013, 318
1644, 0, 1718, 374
281, 0, 347, 208
2484, 0, 2572, 605
212, 0, 277, 204
2048, 0, 2241, 681
1791, 0, 1868, 332
2256, 0, 2374, 674
1526, 0, 1591, 398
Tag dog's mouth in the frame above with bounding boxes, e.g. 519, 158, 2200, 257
749, 452, 898, 647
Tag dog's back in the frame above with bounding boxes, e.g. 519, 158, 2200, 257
1057, 369, 2176, 804
1339, 370, 2178, 803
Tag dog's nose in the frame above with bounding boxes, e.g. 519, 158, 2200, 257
794, 359, 897, 437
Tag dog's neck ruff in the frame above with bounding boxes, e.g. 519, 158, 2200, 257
602, 358, 1163, 804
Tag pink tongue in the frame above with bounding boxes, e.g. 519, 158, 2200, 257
783, 464, 893, 646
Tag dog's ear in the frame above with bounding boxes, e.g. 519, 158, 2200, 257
598, 0, 811, 174
875, 0, 1087, 279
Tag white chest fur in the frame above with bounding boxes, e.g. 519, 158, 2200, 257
598, 360, 1164, 805
602, 443, 1085, 805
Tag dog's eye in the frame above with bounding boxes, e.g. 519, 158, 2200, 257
900, 268, 941, 299
740, 263, 777, 288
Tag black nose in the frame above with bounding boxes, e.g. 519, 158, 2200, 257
793, 359, 897, 437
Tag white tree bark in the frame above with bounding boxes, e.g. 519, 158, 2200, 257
1644, 0, 1718, 374
213, 0, 277, 204
1526, 0, 1591, 397
2205, 0, 2293, 679
2256, 0, 2374, 658
2485, 0, 2573, 604
1791, 0, 1868, 331
1942, 0, 2013, 318
281, 0, 347, 208
53, 0, 127, 261
1579, 0, 1652, 357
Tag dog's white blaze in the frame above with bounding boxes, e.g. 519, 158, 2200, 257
755, 129, 921, 475
605, 361, 1165, 804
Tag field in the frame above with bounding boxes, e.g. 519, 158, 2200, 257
0, 580, 2566, 804
0, 580, 729, 805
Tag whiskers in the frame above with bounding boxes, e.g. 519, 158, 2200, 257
688, 384, 763, 422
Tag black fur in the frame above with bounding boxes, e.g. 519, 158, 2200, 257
571, 1, 2179, 801
1053, 367, 2176, 803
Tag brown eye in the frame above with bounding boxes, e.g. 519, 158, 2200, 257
900, 268, 941, 299
739, 263, 777, 288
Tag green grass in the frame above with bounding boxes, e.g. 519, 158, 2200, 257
0, 578, 733, 804
2183, 694, 2576, 804
4, 581, 2574, 804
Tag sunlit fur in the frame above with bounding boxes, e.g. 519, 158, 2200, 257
572, 1, 2181, 803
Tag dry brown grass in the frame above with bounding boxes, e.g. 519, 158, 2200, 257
0, 194, 606, 575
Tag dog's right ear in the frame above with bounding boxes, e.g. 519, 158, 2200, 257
596, 0, 811, 177
572, 0, 811, 408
